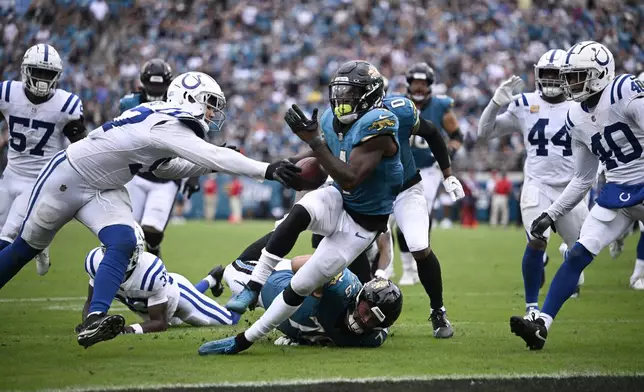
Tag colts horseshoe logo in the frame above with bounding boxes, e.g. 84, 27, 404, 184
181, 74, 202, 89
591, 46, 610, 66
619, 192, 631, 202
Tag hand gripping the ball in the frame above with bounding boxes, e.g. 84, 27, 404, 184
265, 159, 301, 188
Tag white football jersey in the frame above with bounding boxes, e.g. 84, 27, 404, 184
565, 74, 644, 185
65, 101, 267, 190
0, 80, 82, 178
506, 92, 574, 186
85, 247, 180, 320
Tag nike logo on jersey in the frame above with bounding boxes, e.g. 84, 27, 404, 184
378, 114, 391, 120
355, 232, 367, 239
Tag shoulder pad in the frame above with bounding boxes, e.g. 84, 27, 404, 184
436, 94, 455, 108
383, 97, 418, 125
564, 108, 577, 130
178, 117, 206, 139
361, 108, 398, 133
59, 91, 83, 118
609, 74, 643, 105
0, 80, 16, 106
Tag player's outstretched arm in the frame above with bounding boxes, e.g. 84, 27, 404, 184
545, 139, 598, 221
478, 76, 524, 141
414, 117, 452, 176
123, 302, 169, 334
374, 231, 393, 277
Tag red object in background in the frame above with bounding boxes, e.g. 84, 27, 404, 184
460, 178, 478, 228
228, 178, 243, 197
494, 177, 512, 196
204, 178, 217, 195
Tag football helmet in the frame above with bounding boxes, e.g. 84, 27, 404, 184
346, 277, 403, 334
534, 49, 566, 98
167, 72, 226, 133
329, 60, 385, 124
21, 44, 63, 97
560, 41, 615, 102
100, 222, 146, 275
638, 72, 644, 82
406, 62, 435, 102
140, 58, 173, 101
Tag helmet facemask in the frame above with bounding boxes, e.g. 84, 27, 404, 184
345, 296, 387, 335
329, 81, 383, 125
560, 67, 600, 102
22, 65, 60, 97
408, 78, 432, 102
535, 66, 564, 98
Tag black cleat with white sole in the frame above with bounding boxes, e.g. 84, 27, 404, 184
209, 265, 225, 298
510, 316, 547, 351
429, 309, 454, 339
77, 312, 125, 349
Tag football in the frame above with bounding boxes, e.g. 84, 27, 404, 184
293, 157, 328, 190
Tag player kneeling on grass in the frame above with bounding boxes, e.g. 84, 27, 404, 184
76, 224, 236, 336
211, 254, 402, 350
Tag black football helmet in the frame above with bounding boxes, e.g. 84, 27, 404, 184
329, 60, 385, 124
346, 277, 403, 334
140, 58, 173, 101
406, 62, 435, 103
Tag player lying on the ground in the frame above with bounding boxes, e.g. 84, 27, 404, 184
511, 41, 644, 350
77, 224, 235, 335
210, 254, 401, 350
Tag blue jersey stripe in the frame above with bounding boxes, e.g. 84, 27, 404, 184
178, 283, 232, 323
5, 81, 11, 102
514, 99, 519, 107
68, 96, 81, 115
521, 94, 528, 106
147, 264, 165, 291
140, 257, 160, 290
85, 248, 99, 278
179, 292, 229, 324
61, 94, 75, 113
43, 44, 49, 62
616, 75, 631, 101
19, 152, 66, 237
566, 112, 575, 129
610, 75, 627, 104
0, 82, 4, 101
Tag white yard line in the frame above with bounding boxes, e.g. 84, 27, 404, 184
0, 297, 86, 303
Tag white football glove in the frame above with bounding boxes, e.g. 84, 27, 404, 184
443, 176, 465, 202
274, 336, 299, 346
492, 75, 524, 107
374, 269, 387, 279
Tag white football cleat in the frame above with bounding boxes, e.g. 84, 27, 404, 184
630, 275, 644, 290
398, 272, 420, 286
609, 239, 625, 259
558, 243, 568, 259
35, 247, 51, 276
523, 306, 541, 322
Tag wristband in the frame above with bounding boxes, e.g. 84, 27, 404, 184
307, 136, 326, 151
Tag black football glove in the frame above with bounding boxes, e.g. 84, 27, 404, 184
219, 142, 239, 152
285, 105, 319, 135
182, 176, 201, 199
265, 159, 301, 188
530, 212, 556, 241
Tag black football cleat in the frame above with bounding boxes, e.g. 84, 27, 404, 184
510, 316, 547, 351
209, 265, 225, 298
77, 312, 125, 349
429, 309, 454, 339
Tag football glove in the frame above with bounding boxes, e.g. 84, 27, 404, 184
443, 175, 465, 202
182, 176, 201, 199
492, 75, 524, 107
219, 142, 239, 152
285, 105, 319, 135
265, 159, 301, 188
530, 212, 556, 241
274, 336, 300, 346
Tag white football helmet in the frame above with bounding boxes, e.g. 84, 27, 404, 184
100, 222, 146, 274
560, 41, 615, 102
21, 44, 63, 97
638, 72, 644, 82
166, 72, 226, 133
534, 49, 566, 98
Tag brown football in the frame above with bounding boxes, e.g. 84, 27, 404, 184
293, 157, 328, 190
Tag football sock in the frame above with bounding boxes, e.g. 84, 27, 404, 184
542, 242, 594, 320
0, 239, 11, 251
244, 286, 305, 342
416, 250, 444, 310
522, 245, 545, 307
194, 275, 216, 293
90, 225, 136, 314
0, 238, 40, 289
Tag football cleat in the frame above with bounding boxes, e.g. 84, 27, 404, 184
398, 272, 420, 286
524, 306, 541, 322
225, 284, 259, 314
208, 265, 225, 298
198, 336, 248, 355
429, 308, 454, 339
35, 247, 51, 276
510, 316, 547, 350
630, 275, 644, 290
609, 239, 625, 259
77, 312, 125, 349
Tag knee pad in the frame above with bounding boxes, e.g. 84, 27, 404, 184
98, 225, 137, 265
566, 242, 594, 270
142, 226, 164, 249
396, 226, 409, 252
283, 284, 306, 307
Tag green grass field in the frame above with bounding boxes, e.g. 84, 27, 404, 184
0, 221, 643, 391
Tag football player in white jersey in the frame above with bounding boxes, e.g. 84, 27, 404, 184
478, 49, 587, 320
0, 71, 300, 348
0, 44, 86, 276
511, 41, 644, 350
77, 223, 237, 336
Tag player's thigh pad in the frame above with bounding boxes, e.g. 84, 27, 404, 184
419, 166, 442, 209
578, 205, 634, 255
223, 263, 252, 297
393, 182, 429, 251
124, 176, 148, 223
520, 183, 552, 241
75, 186, 135, 237
20, 157, 87, 249
290, 213, 377, 295
173, 273, 235, 326
555, 201, 588, 248
295, 186, 344, 237
141, 181, 179, 231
